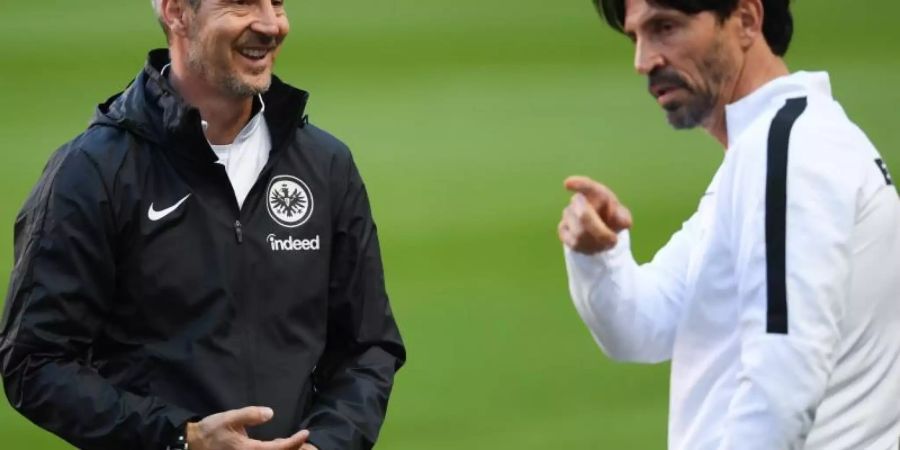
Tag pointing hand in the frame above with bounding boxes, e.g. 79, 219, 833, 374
559, 176, 633, 254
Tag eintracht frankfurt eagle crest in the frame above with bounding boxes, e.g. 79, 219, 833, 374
267, 175, 314, 228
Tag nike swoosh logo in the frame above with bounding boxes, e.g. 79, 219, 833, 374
148, 194, 192, 222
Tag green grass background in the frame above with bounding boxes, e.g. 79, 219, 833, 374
0, 1, 897, 448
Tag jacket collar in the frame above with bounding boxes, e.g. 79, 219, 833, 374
93, 49, 310, 164
725, 71, 831, 148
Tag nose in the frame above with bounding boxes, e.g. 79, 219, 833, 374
633, 38, 664, 76
250, 1, 282, 37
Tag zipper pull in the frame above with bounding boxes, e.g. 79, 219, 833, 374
234, 220, 244, 244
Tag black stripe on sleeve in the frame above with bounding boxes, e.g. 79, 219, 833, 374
875, 158, 893, 186
765, 96, 808, 335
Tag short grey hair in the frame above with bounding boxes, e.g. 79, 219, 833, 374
151, 0, 201, 37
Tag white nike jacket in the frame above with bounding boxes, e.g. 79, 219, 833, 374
565, 72, 900, 450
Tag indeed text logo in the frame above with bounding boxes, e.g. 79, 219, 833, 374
267, 234, 321, 252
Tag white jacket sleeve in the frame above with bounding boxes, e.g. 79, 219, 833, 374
564, 214, 700, 363
720, 122, 857, 449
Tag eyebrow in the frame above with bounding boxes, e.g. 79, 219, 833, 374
623, 10, 682, 37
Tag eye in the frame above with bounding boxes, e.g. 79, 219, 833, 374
654, 20, 677, 36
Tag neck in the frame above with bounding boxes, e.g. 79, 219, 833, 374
168, 48, 254, 145
705, 47, 789, 149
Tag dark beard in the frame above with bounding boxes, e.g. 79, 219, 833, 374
186, 27, 276, 98
651, 39, 731, 130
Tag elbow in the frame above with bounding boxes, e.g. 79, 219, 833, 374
582, 312, 673, 364
0, 358, 29, 417
0, 341, 46, 419
0, 341, 19, 403
595, 341, 633, 362
595, 338, 670, 364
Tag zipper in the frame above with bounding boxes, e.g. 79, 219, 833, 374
233, 107, 302, 221
225, 108, 301, 409
234, 220, 244, 244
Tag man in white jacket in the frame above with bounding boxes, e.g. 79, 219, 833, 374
559, 0, 900, 449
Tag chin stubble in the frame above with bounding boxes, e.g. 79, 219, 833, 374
223, 72, 271, 97
664, 38, 731, 130
186, 28, 273, 98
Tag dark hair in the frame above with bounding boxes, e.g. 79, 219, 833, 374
593, 0, 794, 56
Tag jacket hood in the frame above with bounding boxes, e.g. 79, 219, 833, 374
91, 49, 310, 160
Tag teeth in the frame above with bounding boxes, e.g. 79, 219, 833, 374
241, 48, 268, 59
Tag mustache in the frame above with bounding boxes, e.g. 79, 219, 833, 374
648, 68, 690, 94
236, 31, 280, 49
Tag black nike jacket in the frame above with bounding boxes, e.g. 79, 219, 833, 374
0, 49, 405, 450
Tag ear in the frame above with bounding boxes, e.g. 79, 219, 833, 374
736, 0, 764, 50
161, 0, 193, 38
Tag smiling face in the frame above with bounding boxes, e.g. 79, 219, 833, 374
623, 0, 741, 129
183, 0, 289, 97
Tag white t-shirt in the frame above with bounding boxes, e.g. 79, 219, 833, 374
565, 72, 899, 450
204, 96, 271, 209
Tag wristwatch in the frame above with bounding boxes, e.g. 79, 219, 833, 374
165, 423, 189, 450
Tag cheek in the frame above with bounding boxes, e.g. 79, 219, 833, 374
211, 37, 233, 64
197, 27, 224, 54
668, 53, 703, 89
703, 42, 737, 87
668, 35, 718, 89
681, 53, 718, 92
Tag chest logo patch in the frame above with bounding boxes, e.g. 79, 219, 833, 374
267, 175, 314, 228
148, 194, 191, 222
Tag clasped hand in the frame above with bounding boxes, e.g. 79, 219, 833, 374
187, 406, 318, 450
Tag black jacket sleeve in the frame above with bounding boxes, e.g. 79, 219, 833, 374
303, 153, 406, 450
0, 144, 198, 450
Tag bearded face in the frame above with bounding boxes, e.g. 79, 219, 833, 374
183, 0, 289, 98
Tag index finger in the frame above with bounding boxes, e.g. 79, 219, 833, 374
565, 176, 632, 231
564, 176, 618, 204
219, 406, 274, 428
247, 430, 310, 450
565, 175, 622, 212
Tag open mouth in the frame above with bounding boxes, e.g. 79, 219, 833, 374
237, 47, 271, 61
651, 84, 678, 99
650, 84, 689, 107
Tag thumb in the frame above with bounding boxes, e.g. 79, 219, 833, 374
223, 406, 275, 428
608, 204, 633, 232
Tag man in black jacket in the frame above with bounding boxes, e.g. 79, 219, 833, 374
0, 1, 405, 449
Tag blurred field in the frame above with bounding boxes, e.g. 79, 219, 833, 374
0, 1, 897, 448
